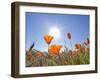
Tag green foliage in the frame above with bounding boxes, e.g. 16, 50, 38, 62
26, 48, 90, 67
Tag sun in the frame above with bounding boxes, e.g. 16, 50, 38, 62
49, 27, 61, 39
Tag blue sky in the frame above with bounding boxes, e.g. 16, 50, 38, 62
26, 12, 89, 52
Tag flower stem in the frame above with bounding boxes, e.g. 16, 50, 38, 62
70, 40, 73, 51
48, 44, 49, 52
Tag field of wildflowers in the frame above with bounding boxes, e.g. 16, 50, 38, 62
26, 32, 90, 67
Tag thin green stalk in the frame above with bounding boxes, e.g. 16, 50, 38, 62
69, 39, 73, 51
48, 44, 49, 53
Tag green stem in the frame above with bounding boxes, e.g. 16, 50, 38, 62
58, 54, 64, 65
70, 40, 73, 51
48, 44, 49, 52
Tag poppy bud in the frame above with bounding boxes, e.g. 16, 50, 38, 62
75, 43, 81, 49
87, 38, 89, 44
67, 32, 71, 39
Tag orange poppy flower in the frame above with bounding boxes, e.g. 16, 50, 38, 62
44, 34, 53, 45
75, 43, 81, 49
67, 32, 71, 39
48, 44, 62, 55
